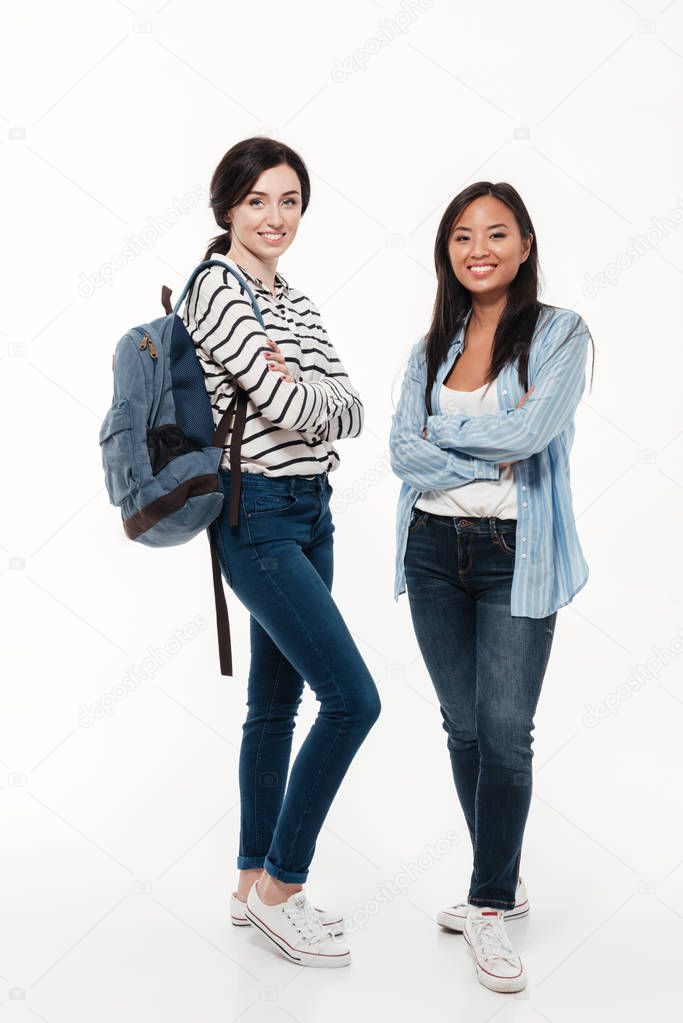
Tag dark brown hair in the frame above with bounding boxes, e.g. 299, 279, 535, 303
204, 136, 311, 260
424, 181, 595, 413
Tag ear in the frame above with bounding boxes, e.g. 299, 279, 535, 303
520, 233, 533, 262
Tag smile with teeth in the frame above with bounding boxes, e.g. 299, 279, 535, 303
259, 232, 285, 240
468, 264, 498, 276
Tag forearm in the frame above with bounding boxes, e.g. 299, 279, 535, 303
314, 398, 364, 442
195, 278, 357, 431
390, 425, 500, 491
389, 340, 500, 490
425, 327, 589, 461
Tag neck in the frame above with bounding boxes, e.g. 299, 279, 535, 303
226, 240, 278, 294
468, 292, 507, 334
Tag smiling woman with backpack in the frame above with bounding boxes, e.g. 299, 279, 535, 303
178, 137, 380, 969
389, 182, 595, 994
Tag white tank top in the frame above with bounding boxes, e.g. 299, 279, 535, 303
415, 379, 518, 519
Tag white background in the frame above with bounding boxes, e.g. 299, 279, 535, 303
2, 0, 682, 1018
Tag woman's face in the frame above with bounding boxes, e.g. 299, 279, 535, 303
228, 163, 303, 260
447, 195, 532, 298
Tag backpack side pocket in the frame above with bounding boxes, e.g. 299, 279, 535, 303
99, 399, 138, 505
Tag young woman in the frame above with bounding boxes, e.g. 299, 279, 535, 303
182, 137, 381, 969
389, 182, 594, 994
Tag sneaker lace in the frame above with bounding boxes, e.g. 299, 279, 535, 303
471, 913, 517, 963
284, 892, 328, 945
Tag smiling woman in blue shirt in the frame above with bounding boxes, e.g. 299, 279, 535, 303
389, 181, 595, 995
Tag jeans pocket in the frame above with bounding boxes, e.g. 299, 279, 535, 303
249, 492, 298, 517
408, 509, 429, 534
495, 525, 517, 556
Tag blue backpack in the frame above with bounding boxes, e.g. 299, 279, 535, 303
99, 258, 259, 677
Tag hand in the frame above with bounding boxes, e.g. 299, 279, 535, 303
264, 338, 293, 383
499, 385, 534, 469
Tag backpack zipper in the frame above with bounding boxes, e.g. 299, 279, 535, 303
140, 332, 157, 358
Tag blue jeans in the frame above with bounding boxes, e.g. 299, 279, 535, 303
210, 469, 381, 884
404, 511, 557, 910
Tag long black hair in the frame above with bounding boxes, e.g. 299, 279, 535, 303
424, 181, 595, 413
203, 136, 311, 260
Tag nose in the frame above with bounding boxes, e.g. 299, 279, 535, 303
470, 238, 491, 259
266, 205, 285, 228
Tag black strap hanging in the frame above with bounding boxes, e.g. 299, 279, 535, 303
208, 388, 248, 676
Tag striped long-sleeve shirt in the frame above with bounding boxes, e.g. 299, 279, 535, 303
181, 253, 363, 476
389, 305, 592, 618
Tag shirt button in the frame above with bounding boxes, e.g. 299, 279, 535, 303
522, 485, 527, 491
522, 537, 527, 542
522, 502, 528, 508
522, 553, 527, 559
502, 389, 508, 396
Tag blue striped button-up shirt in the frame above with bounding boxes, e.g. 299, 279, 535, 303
389, 304, 591, 618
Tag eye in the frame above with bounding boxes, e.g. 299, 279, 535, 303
453, 232, 507, 242
249, 199, 263, 207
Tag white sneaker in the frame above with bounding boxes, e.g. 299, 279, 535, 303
231, 891, 344, 936
463, 906, 527, 993
437, 876, 529, 933
244, 882, 351, 968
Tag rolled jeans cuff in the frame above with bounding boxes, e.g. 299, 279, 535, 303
237, 855, 265, 871
264, 855, 309, 885
467, 897, 516, 911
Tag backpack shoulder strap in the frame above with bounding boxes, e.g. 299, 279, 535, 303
163, 257, 263, 679
163, 256, 262, 520
163, 258, 266, 328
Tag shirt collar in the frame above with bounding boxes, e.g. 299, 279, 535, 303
433, 308, 475, 411
451, 306, 473, 352
209, 252, 289, 298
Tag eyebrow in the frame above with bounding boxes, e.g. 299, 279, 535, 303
247, 190, 301, 197
453, 223, 510, 231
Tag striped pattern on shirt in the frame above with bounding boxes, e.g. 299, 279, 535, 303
181, 254, 363, 477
